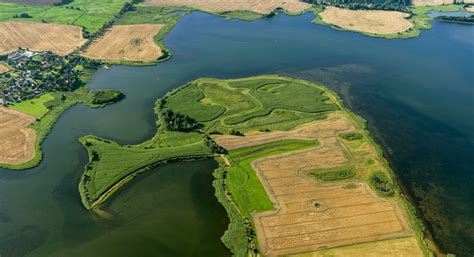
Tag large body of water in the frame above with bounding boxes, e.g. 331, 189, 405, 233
0, 11, 472, 257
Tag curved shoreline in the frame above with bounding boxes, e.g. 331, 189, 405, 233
76, 75, 434, 256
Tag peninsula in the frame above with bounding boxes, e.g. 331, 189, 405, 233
78, 75, 433, 256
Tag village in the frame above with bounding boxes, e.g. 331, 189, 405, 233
0, 50, 86, 106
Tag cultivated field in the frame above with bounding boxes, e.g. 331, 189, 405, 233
320, 7, 413, 35
0, 62, 10, 73
0, 106, 36, 165
289, 237, 424, 257
81, 24, 164, 62
0, 0, 130, 33
467, 5, 474, 12
0, 0, 60, 4
144, 0, 311, 15
0, 22, 86, 55
215, 114, 416, 255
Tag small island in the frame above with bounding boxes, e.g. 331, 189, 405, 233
78, 75, 432, 257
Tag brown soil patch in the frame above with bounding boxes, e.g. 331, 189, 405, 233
0, 107, 36, 165
0, 62, 10, 74
320, 7, 413, 35
214, 113, 417, 256
144, 0, 311, 15
81, 24, 164, 62
0, 22, 87, 55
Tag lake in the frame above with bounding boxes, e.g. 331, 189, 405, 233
0, 11, 472, 257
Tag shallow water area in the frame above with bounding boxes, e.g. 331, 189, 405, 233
0, 11, 473, 257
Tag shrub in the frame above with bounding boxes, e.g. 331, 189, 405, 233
369, 171, 394, 197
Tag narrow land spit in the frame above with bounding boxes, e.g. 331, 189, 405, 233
81, 24, 164, 62
0, 107, 36, 165
215, 114, 420, 256
320, 7, 413, 35
412, 0, 474, 6
144, 0, 311, 15
0, 22, 86, 55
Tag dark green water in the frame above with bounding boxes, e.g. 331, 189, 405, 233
0, 11, 473, 256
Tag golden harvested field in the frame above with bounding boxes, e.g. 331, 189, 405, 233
289, 237, 423, 257
0, 62, 10, 73
213, 114, 356, 150
467, 5, 474, 12
144, 0, 311, 15
215, 113, 420, 256
0, 22, 87, 55
0, 107, 36, 165
81, 24, 164, 62
320, 7, 413, 35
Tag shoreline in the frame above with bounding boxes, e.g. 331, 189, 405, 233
76, 75, 434, 256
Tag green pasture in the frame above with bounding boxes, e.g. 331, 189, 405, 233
0, 0, 131, 33
9, 93, 54, 118
163, 75, 338, 133
79, 134, 212, 209
226, 139, 318, 218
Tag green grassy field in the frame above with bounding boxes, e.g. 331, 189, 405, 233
0, 0, 131, 33
9, 93, 54, 118
227, 139, 318, 218
79, 134, 212, 209
163, 75, 338, 133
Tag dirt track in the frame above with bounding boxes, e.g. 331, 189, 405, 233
0, 22, 86, 55
320, 7, 412, 35
144, 0, 311, 15
215, 114, 417, 256
0, 107, 36, 165
81, 24, 164, 62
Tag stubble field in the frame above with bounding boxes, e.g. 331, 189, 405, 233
81, 24, 164, 62
0, 62, 10, 73
215, 114, 416, 256
320, 7, 413, 35
0, 107, 36, 165
144, 0, 311, 15
0, 22, 86, 55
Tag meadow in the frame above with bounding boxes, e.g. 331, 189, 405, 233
164, 75, 338, 133
79, 134, 212, 209
9, 92, 54, 118
0, 0, 131, 33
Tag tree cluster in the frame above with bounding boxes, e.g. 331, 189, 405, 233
161, 110, 200, 132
